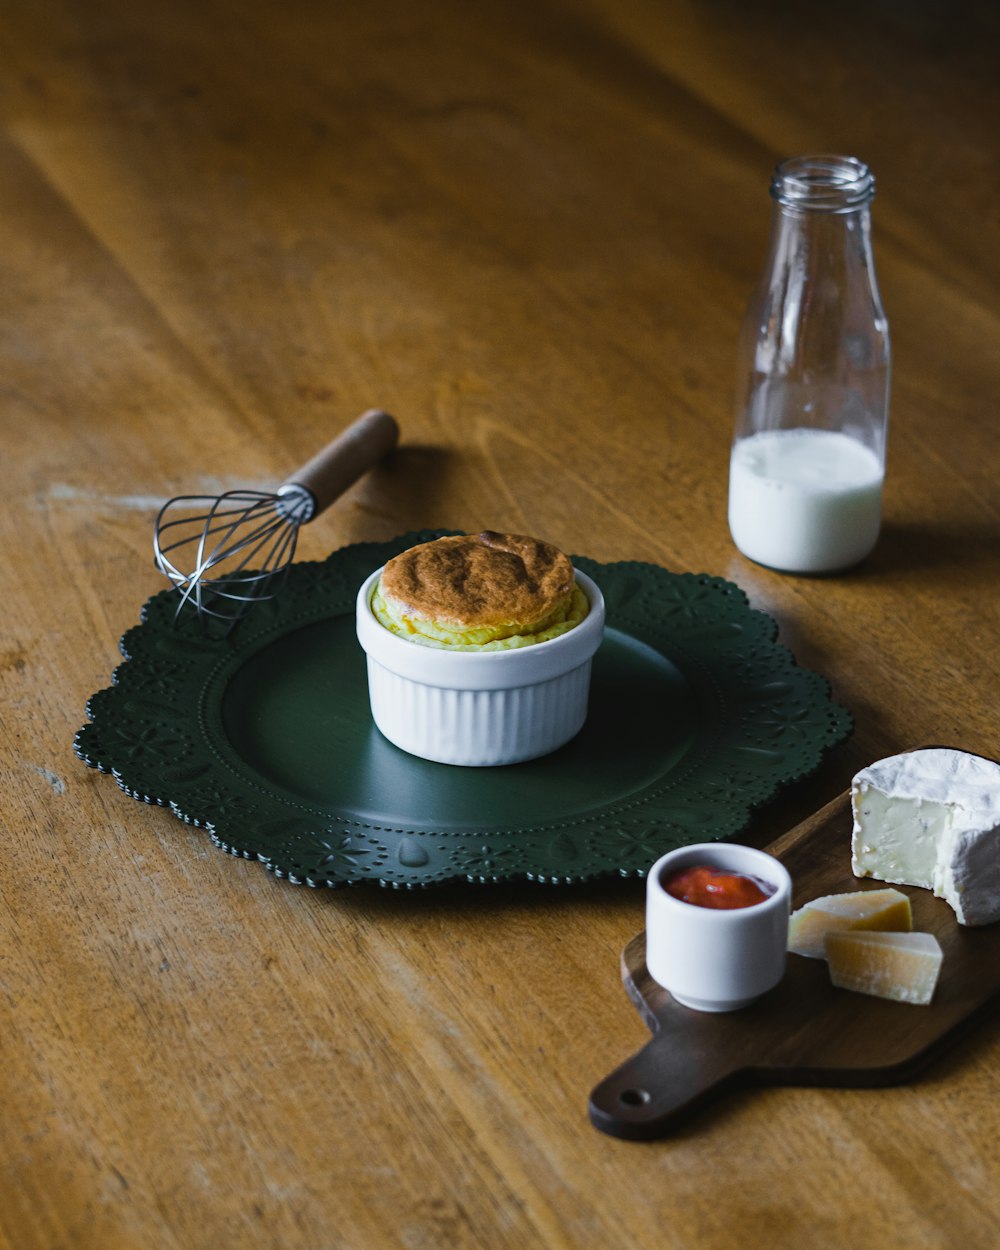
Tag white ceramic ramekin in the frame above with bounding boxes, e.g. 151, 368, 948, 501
645, 843, 792, 1012
355, 566, 605, 766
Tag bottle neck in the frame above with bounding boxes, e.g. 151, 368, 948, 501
733, 153, 890, 459
770, 155, 875, 214
764, 155, 879, 281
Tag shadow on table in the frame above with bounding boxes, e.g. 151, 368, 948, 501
377, 443, 461, 525
861, 518, 1000, 580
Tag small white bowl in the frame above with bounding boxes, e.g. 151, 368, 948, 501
355, 566, 605, 766
645, 843, 792, 1012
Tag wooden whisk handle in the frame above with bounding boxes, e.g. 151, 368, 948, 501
283, 408, 399, 516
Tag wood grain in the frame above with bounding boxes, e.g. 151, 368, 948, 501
2, 0, 999, 1247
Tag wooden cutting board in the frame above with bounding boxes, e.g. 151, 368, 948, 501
588, 787, 1000, 1140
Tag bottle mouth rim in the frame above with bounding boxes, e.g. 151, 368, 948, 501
770, 155, 875, 211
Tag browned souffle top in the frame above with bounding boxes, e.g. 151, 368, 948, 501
379, 532, 575, 629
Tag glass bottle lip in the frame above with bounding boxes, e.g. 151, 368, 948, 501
770, 155, 876, 212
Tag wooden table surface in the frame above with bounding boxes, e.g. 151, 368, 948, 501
3, 0, 999, 1246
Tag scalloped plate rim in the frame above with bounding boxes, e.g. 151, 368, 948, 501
74, 531, 853, 890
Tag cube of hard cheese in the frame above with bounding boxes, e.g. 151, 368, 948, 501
825, 931, 943, 1005
787, 888, 912, 959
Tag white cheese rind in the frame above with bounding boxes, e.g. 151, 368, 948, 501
851, 749, 1000, 926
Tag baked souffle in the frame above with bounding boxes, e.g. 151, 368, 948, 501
372, 531, 590, 650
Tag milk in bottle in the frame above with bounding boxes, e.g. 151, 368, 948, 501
729, 156, 890, 574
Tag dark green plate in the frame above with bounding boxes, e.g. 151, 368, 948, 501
74, 531, 852, 889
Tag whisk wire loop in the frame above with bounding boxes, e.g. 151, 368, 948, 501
155, 491, 301, 622
151, 408, 398, 626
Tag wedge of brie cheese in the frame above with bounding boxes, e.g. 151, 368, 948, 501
851, 748, 1000, 926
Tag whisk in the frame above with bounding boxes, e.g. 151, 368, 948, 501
153, 408, 399, 623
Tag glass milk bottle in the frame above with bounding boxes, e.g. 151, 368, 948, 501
728, 155, 890, 574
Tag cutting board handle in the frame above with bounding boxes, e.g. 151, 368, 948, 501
588, 1034, 741, 1140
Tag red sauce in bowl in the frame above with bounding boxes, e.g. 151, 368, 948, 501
664, 864, 773, 910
